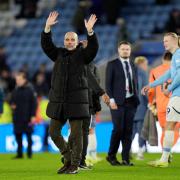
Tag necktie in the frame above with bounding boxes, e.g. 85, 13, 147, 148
124, 61, 133, 94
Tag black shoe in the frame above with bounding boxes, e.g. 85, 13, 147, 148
12, 155, 23, 159
106, 156, 121, 166
57, 161, 71, 174
121, 160, 134, 166
65, 165, 78, 174
79, 161, 92, 170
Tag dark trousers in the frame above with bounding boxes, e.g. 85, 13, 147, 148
15, 132, 32, 157
81, 117, 91, 163
108, 99, 136, 162
49, 119, 83, 166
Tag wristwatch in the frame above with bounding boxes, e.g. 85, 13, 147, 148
88, 30, 94, 36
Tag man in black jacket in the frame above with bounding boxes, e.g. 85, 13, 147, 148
76, 40, 109, 169
41, 11, 98, 174
11, 72, 37, 159
80, 62, 104, 169
61, 64, 110, 169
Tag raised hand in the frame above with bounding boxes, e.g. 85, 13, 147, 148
46, 11, 59, 28
84, 14, 97, 32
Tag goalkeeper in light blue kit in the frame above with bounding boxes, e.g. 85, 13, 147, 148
142, 32, 180, 168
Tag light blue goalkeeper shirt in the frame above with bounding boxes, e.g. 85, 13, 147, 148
149, 48, 180, 98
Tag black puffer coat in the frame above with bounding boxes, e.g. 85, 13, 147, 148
41, 31, 98, 120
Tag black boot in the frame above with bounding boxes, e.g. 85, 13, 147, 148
65, 165, 78, 174
106, 156, 121, 166
57, 161, 71, 174
79, 160, 92, 170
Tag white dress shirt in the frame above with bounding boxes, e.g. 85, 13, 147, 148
110, 57, 134, 105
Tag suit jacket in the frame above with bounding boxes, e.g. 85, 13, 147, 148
106, 58, 139, 106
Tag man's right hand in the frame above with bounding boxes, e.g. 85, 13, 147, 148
110, 102, 118, 110
102, 93, 110, 106
45, 11, 59, 32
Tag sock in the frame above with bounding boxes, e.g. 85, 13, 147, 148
87, 133, 97, 159
174, 124, 180, 144
160, 130, 174, 162
160, 130, 165, 148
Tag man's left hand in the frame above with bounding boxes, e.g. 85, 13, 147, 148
84, 14, 97, 33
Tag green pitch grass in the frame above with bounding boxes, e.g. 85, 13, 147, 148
0, 153, 180, 180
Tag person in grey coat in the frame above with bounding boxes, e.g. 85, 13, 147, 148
132, 56, 148, 160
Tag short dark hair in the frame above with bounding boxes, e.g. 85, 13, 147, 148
163, 52, 172, 61
118, 41, 131, 48
17, 71, 28, 80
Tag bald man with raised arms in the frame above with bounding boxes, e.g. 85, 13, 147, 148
41, 11, 98, 174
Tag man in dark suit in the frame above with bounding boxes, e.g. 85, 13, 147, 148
106, 41, 139, 166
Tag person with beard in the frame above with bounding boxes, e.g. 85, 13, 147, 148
106, 41, 139, 166
41, 11, 98, 174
